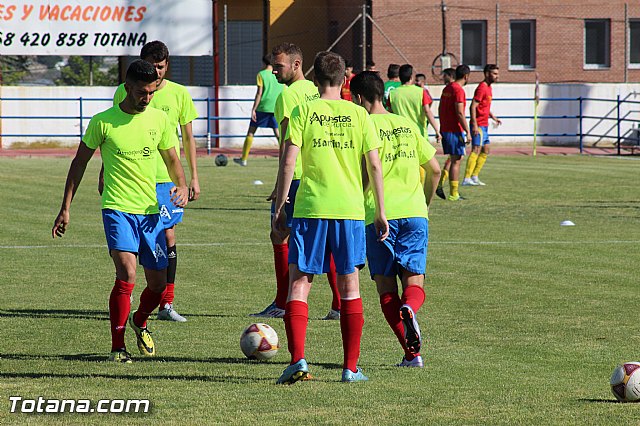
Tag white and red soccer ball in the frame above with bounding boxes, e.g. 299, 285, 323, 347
610, 362, 640, 402
240, 323, 279, 361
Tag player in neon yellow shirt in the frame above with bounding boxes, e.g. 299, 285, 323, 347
251, 42, 341, 322
107, 41, 200, 322
272, 51, 389, 384
52, 60, 189, 363
234, 54, 284, 166
351, 71, 441, 368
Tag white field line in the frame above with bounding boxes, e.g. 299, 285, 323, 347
1, 240, 639, 249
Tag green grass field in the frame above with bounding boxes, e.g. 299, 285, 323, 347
1, 154, 639, 425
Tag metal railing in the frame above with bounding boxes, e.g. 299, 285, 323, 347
1, 95, 638, 155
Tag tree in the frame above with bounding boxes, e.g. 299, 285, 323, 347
55, 56, 118, 86
0, 56, 32, 85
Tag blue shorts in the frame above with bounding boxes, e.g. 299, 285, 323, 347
442, 132, 467, 156
102, 209, 168, 270
270, 179, 300, 228
472, 126, 490, 146
289, 218, 366, 275
366, 218, 428, 279
250, 111, 278, 129
157, 182, 184, 229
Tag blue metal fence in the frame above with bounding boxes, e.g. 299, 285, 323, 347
1, 95, 638, 155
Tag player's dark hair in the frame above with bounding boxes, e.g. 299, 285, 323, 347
126, 59, 158, 85
455, 64, 471, 80
387, 63, 400, 79
314, 51, 345, 86
262, 54, 273, 66
442, 68, 456, 80
366, 60, 375, 69
484, 64, 499, 73
140, 40, 169, 62
272, 42, 303, 64
350, 71, 384, 103
345, 59, 353, 69
415, 73, 426, 80
399, 64, 413, 84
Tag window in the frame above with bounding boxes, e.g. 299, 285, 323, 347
461, 21, 486, 70
510, 20, 536, 69
220, 20, 262, 84
584, 19, 610, 68
630, 20, 640, 67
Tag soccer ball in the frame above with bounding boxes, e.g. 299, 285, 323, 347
240, 323, 279, 361
214, 154, 228, 166
610, 362, 640, 402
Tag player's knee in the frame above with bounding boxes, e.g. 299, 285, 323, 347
270, 230, 287, 245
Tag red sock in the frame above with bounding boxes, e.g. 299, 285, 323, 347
327, 255, 341, 311
273, 244, 289, 309
340, 298, 364, 372
284, 300, 308, 364
401, 285, 425, 313
380, 292, 415, 360
133, 286, 164, 328
160, 283, 175, 307
109, 279, 134, 351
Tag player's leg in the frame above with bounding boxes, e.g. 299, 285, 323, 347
129, 213, 169, 357
156, 183, 186, 322
462, 132, 481, 185
436, 156, 450, 199
331, 219, 368, 382
234, 124, 258, 166
322, 254, 341, 320
447, 133, 467, 201
472, 128, 490, 185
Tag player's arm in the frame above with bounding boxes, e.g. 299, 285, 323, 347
180, 121, 200, 201
98, 164, 105, 195
251, 85, 264, 122
272, 139, 299, 239
159, 147, 189, 208
457, 101, 472, 144
421, 157, 442, 207
267, 117, 289, 201
424, 104, 441, 143
490, 110, 502, 126
470, 99, 480, 136
364, 149, 389, 242
52, 142, 96, 238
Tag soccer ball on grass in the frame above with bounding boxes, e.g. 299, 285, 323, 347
215, 154, 228, 166
240, 323, 279, 361
610, 362, 640, 402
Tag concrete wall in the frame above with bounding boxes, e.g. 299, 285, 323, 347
1, 83, 639, 149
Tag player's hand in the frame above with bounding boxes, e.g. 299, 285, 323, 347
251, 110, 257, 122
493, 118, 502, 127
97, 176, 104, 195
435, 131, 442, 144
52, 210, 69, 238
266, 187, 277, 201
374, 213, 389, 242
465, 133, 472, 145
189, 178, 200, 201
471, 123, 479, 137
272, 210, 288, 240
170, 185, 189, 208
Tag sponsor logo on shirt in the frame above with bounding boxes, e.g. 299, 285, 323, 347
309, 112, 352, 127
379, 127, 413, 142
116, 146, 155, 160
304, 93, 320, 102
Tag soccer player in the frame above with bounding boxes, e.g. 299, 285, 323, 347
53, 60, 189, 363
383, 64, 401, 110
414, 73, 427, 89
436, 67, 456, 200
340, 60, 355, 101
103, 41, 200, 322
388, 64, 441, 143
351, 71, 441, 368
438, 64, 471, 201
273, 51, 388, 384
251, 42, 342, 321
234, 54, 284, 166
462, 64, 502, 186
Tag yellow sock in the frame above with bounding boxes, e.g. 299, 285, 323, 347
419, 166, 426, 185
241, 135, 254, 161
473, 152, 488, 177
464, 152, 478, 179
438, 168, 449, 188
450, 180, 459, 197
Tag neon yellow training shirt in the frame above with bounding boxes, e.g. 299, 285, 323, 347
389, 84, 428, 137
274, 79, 319, 180
114, 80, 198, 183
364, 113, 436, 225
287, 99, 382, 219
83, 105, 173, 214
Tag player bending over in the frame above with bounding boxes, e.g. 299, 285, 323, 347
351, 71, 440, 368
272, 51, 388, 384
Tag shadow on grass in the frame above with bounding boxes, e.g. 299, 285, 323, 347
0, 371, 272, 383
577, 398, 620, 404
0, 353, 283, 365
0, 309, 108, 320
